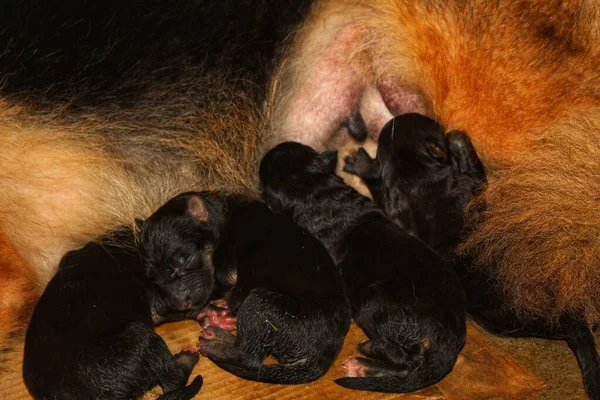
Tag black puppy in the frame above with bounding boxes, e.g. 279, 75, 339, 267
259, 142, 466, 393
345, 113, 600, 400
343, 113, 485, 257
23, 228, 204, 400
141, 191, 351, 384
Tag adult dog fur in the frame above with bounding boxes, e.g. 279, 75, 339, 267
344, 113, 600, 399
1, 0, 599, 387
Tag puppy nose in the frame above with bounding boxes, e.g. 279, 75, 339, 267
176, 300, 192, 311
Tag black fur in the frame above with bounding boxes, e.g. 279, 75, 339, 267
0, 0, 312, 108
345, 113, 600, 400
259, 142, 466, 393
140, 194, 222, 319
23, 229, 203, 400
343, 113, 485, 250
141, 192, 351, 385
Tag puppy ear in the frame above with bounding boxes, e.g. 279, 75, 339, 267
425, 141, 447, 160
320, 150, 339, 172
187, 195, 210, 222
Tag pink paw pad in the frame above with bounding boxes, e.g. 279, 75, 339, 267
197, 339, 212, 357
200, 329, 217, 340
342, 357, 366, 378
198, 308, 236, 331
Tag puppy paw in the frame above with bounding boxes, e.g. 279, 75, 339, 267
198, 307, 236, 331
198, 328, 236, 359
174, 350, 200, 371
357, 339, 374, 357
200, 326, 236, 343
342, 357, 366, 378
343, 148, 373, 176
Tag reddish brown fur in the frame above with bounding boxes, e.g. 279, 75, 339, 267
270, 0, 600, 322
1, 0, 600, 380
459, 108, 600, 322
0, 231, 36, 364
0, 95, 261, 284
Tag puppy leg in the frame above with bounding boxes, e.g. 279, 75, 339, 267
173, 351, 200, 379
357, 340, 376, 357
157, 376, 203, 400
200, 289, 287, 365
198, 326, 240, 361
150, 334, 201, 398
341, 356, 404, 378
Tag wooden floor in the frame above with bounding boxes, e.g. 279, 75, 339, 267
1, 320, 545, 400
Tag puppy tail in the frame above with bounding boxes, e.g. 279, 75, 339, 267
210, 359, 328, 385
334, 374, 439, 394
157, 375, 203, 400
564, 323, 600, 400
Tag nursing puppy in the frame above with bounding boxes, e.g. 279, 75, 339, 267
141, 191, 351, 384
345, 113, 600, 399
343, 113, 486, 255
23, 229, 205, 400
259, 142, 466, 393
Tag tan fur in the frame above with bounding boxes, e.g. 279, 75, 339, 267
0, 232, 36, 355
269, 0, 600, 322
1, 0, 600, 360
0, 91, 262, 285
459, 108, 600, 322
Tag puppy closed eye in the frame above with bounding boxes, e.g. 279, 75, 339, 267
425, 142, 447, 160
170, 254, 192, 278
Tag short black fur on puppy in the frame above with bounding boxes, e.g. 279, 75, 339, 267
259, 142, 466, 393
345, 113, 600, 400
343, 113, 486, 252
141, 193, 222, 320
23, 229, 203, 400
141, 191, 351, 384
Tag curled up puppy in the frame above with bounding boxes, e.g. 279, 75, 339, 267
23, 228, 205, 400
344, 113, 600, 400
141, 191, 351, 384
259, 142, 467, 393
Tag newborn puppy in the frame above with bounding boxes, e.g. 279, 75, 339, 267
345, 113, 600, 400
141, 192, 351, 384
343, 113, 485, 252
23, 229, 204, 400
260, 142, 466, 393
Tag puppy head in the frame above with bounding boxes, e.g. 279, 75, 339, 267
140, 192, 219, 312
378, 113, 449, 178
259, 141, 337, 212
